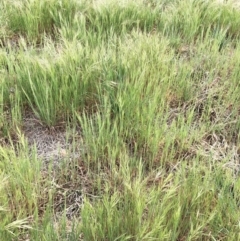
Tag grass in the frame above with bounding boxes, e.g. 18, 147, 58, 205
1, 0, 240, 240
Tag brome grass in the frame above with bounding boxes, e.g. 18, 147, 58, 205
1, 0, 240, 240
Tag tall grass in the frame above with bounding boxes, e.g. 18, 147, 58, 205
2, 0, 78, 42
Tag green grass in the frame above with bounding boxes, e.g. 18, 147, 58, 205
1, 0, 240, 240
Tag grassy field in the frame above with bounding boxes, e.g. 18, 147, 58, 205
1, 0, 240, 240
